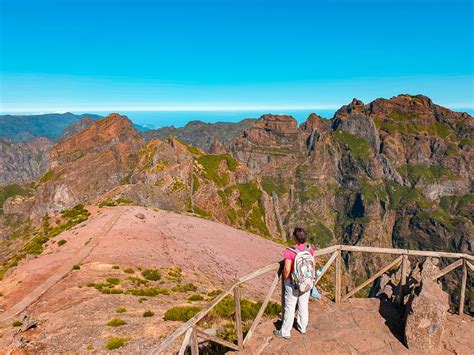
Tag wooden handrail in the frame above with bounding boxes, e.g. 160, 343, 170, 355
339, 245, 474, 261
433, 259, 464, 280
243, 272, 280, 346
343, 256, 403, 301
149, 244, 473, 354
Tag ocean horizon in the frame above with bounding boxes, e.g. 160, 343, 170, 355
77, 108, 474, 130
80, 109, 338, 129
2, 107, 473, 131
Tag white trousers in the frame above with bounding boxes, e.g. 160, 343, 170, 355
281, 279, 310, 337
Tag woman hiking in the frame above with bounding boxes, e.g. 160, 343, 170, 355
274, 227, 315, 339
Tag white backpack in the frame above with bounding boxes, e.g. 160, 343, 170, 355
288, 245, 315, 293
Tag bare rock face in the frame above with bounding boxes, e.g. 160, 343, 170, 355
209, 139, 227, 154
24, 114, 143, 219
0, 137, 53, 184
404, 258, 450, 353
60, 116, 95, 140
230, 114, 308, 176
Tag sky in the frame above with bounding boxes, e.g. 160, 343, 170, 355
0, 0, 473, 113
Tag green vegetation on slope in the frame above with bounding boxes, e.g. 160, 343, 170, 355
334, 130, 372, 161
0, 204, 90, 280
397, 164, 455, 185
261, 176, 288, 197
374, 113, 454, 139
221, 183, 270, 237
0, 183, 34, 215
197, 153, 239, 187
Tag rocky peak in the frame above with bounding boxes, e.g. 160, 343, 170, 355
50, 113, 139, 167
239, 114, 303, 148
257, 114, 299, 135
60, 116, 95, 140
300, 113, 330, 134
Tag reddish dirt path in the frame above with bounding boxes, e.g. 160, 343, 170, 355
0, 206, 285, 352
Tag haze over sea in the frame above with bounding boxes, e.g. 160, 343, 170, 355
76, 108, 474, 130
74, 109, 337, 129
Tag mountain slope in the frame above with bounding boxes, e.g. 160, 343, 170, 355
0, 112, 102, 142
141, 118, 257, 152
0, 205, 282, 352
1, 94, 472, 311
0, 137, 53, 185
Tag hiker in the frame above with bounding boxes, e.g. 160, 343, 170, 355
274, 227, 315, 339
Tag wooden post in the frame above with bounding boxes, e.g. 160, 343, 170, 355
315, 250, 338, 286
398, 255, 408, 306
459, 259, 467, 317
243, 272, 280, 346
190, 327, 199, 355
233, 286, 243, 350
335, 249, 341, 303
178, 328, 193, 355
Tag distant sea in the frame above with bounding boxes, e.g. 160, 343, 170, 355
85, 109, 338, 130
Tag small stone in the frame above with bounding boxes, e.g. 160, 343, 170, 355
135, 213, 145, 220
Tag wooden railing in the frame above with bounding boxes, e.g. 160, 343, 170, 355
149, 245, 474, 354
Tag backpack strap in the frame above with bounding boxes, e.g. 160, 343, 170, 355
287, 247, 299, 254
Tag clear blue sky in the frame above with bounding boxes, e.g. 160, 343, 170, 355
0, 0, 473, 112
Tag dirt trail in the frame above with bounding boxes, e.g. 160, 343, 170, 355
0, 209, 124, 323
0, 206, 284, 353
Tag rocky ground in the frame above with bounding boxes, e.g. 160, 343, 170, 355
242, 298, 474, 355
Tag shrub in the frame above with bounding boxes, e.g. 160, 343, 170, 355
127, 287, 169, 297
142, 269, 161, 281
116, 307, 127, 313
106, 278, 120, 285
188, 294, 204, 301
207, 289, 223, 298
106, 318, 127, 327
123, 268, 134, 274
193, 206, 212, 219
172, 283, 197, 292
12, 321, 23, 327
143, 310, 155, 317
112, 265, 120, 269
72, 264, 80, 270
57, 239, 67, 246
127, 276, 149, 285
40, 170, 54, 183
167, 267, 182, 282
262, 300, 282, 317
216, 322, 237, 343
164, 306, 202, 322
211, 295, 235, 318
104, 337, 129, 350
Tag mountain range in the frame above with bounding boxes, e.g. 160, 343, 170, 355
0, 94, 472, 311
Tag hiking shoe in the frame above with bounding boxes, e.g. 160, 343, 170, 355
273, 330, 290, 339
